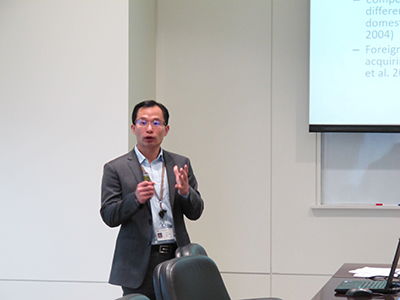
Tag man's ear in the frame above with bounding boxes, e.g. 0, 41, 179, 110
131, 124, 137, 136
164, 125, 170, 137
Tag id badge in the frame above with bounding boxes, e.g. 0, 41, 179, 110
156, 227, 174, 242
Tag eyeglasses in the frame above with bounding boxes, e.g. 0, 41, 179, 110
135, 119, 166, 128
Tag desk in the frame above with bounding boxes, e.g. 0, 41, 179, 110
311, 263, 400, 300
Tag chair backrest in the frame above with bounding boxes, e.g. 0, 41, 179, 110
115, 294, 150, 300
174, 243, 208, 257
153, 255, 231, 300
153, 261, 165, 300
154, 243, 208, 300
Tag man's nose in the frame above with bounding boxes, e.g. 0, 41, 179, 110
146, 123, 154, 131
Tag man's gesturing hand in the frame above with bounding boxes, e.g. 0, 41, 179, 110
174, 164, 189, 197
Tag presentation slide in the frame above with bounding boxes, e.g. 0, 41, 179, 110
309, 0, 400, 129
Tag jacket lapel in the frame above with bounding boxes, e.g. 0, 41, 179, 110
126, 150, 143, 183
164, 151, 176, 208
126, 150, 152, 212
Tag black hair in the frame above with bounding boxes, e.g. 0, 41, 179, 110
131, 100, 170, 125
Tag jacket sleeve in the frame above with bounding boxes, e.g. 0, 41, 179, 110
100, 162, 143, 228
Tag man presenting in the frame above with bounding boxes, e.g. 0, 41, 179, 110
101, 100, 204, 299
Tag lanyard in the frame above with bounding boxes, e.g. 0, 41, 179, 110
140, 163, 167, 220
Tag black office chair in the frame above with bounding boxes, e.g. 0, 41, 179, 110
153, 242, 209, 300
115, 294, 150, 300
153, 254, 282, 300
175, 242, 208, 257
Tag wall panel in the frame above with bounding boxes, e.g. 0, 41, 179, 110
0, 1, 128, 299
156, 0, 272, 279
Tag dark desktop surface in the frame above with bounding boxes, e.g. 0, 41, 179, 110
311, 263, 400, 300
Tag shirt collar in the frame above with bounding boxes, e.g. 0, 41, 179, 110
134, 146, 164, 165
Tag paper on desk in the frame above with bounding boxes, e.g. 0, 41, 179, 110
349, 267, 400, 278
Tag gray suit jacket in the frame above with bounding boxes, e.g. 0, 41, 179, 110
100, 149, 204, 289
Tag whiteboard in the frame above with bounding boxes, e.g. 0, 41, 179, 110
321, 133, 400, 205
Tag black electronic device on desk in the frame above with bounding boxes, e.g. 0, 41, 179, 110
335, 238, 400, 295
345, 288, 373, 297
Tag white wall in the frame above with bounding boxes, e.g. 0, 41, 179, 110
2, 1, 399, 300
156, 0, 272, 269
0, 1, 128, 299
149, 1, 400, 300
129, 0, 157, 150
155, 1, 272, 298
150, 1, 274, 298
